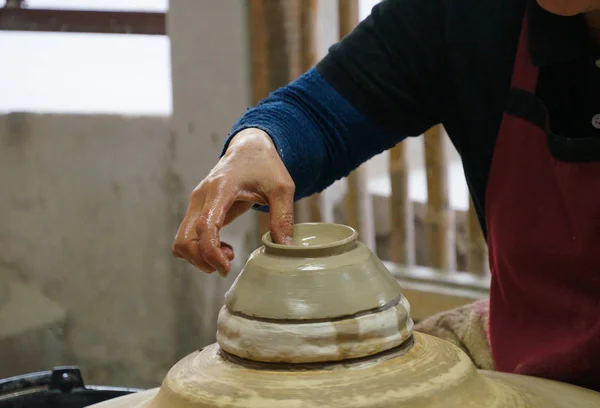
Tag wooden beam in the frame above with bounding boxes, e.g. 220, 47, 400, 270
338, 0, 374, 247
338, 0, 359, 39
423, 125, 452, 270
389, 143, 410, 264
248, 0, 272, 237
300, 0, 317, 70
0, 8, 166, 35
248, 0, 306, 234
297, 0, 322, 222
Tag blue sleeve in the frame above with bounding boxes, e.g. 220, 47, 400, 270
222, 68, 405, 211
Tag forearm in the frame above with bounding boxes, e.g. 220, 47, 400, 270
223, 68, 404, 203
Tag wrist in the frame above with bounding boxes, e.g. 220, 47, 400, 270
226, 128, 276, 155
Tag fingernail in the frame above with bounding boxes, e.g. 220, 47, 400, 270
284, 236, 294, 245
218, 261, 230, 277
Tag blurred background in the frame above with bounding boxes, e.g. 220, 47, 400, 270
0, 0, 489, 391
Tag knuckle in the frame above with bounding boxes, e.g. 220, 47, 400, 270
190, 182, 206, 200
195, 215, 211, 231
274, 178, 295, 195
203, 248, 221, 265
194, 261, 213, 273
171, 241, 186, 257
191, 175, 221, 196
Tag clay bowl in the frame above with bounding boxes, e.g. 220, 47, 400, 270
224, 223, 404, 320
87, 223, 600, 408
218, 222, 413, 363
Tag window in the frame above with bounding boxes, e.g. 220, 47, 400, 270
0, 0, 171, 115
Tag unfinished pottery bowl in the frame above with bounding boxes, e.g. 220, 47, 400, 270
218, 222, 413, 363
88, 223, 600, 408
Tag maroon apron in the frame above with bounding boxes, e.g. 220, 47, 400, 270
486, 15, 600, 389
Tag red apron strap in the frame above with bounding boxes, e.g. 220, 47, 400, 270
510, 14, 539, 93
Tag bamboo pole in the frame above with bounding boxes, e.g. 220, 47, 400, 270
296, 0, 322, 222
248, 0, 270, 237
338, 0, 359, 39
248, 0, 300, 236
423, 125, 451, 270
301, 0, 321, 223
248, 1, 270, 105
339, 0, 361, 231
389, 143, 410, 264
338, 0, 375, 248
467, 197, 487, 275
300, 0, 317, 71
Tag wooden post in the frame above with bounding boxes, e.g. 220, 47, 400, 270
338, 0, 375, 248
389, 143, 410, 265
340, 0, 360, 232
423, 125, 451, 270
300, 0, 317, 71
301, 0, 321, 223
248, 0, 301, 236
296, 0, 323, 223
467, 198, 487, 275
338, 0, 359, 39
248, 0, 271, 237
248, 0, 270, 106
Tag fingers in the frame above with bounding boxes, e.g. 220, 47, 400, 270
176, 240, 217, 273
171, 181, 228, 272
220, 242, 235, 261
173, 178, 294, 275
172, 221, 217, 273
194, 194, 233, 274
173, 240, 233, 274
267, 178, 295, 245
223, 201, 253, 226
172, 182, 246, 275
173, 133, 296, 274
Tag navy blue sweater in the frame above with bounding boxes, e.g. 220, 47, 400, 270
223, 69, 403, 203
222, 0, 600, 233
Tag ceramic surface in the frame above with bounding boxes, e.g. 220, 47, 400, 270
217, 295, 413, 363
88, 334, 600, 408
218, 223, 412, 363
224, 223, 404, 320
86, 223, 600, 408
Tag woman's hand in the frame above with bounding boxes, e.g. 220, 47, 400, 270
172, 128, 295, 275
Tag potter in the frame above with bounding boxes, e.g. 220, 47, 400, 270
174, 0, 600, 392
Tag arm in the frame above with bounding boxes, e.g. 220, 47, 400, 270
223, 68, 399, 203
224, 0, 446, 203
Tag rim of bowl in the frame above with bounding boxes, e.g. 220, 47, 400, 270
262, 222, 358, 252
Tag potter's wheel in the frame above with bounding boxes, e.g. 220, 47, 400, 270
89, 223, 600, 408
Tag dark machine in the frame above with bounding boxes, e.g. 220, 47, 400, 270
0, 367, 141, 408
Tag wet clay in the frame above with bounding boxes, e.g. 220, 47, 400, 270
225, 223, 404, 320
88, 223, 600, 408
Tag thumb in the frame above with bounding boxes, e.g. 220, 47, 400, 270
267, 184, 295, 245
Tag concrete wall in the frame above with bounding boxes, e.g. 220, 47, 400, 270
0, 111, 257, 388
167, 0, 259, 355
0, 113, 175, 387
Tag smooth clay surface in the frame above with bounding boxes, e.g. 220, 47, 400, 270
88, 333, 600, 408
224, 223, 404, 320
216, 296, 413, 363
86, 223, 600, 408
